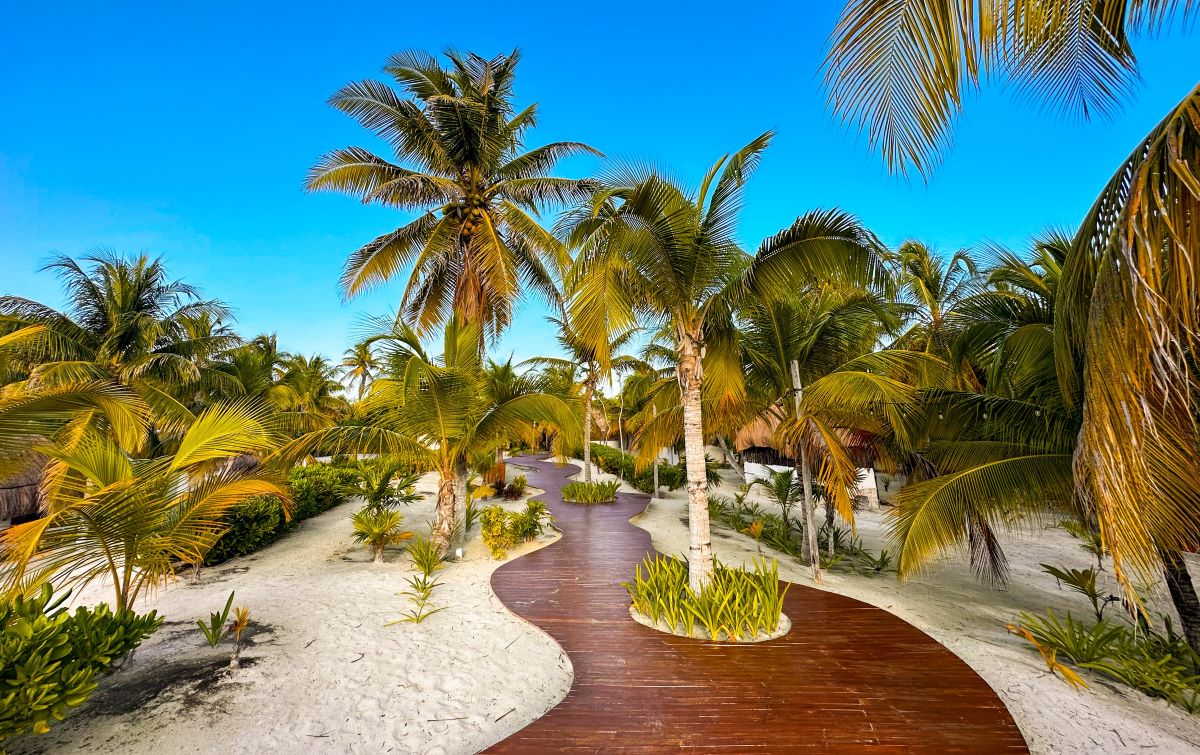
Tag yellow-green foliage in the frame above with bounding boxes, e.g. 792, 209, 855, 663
1, 585, 162, 744
562, 480, 621, 504
479, 500, 551, 559
623, 555, 789, 641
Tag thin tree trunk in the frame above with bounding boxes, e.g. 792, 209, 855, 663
680, 334, 714, 592
431, 472, 456, 555
652, 405, 660, 497
791, 359, 821, 582
825, 497, 836, 557
618, 397, 625, 453
583, 382, 593, 483
451, 458, 469, 549
373, 545, 385, 564
717, 435, 745, 480
1161, 547, 1200, 651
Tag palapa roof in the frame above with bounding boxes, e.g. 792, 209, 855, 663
0, 457, 45, 521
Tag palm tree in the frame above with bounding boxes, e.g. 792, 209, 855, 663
564, 133, 884, 590
0, 253, 239, 437
0, 399, 288, 610
341, 341, 378, 400
278, 354, 349, 420
273, 319, 577, 554
737, 288, 936, 579
524, 316, 639, 482
824, 1, 1200, 607
306, 49, 600, 341
891, 241, 979, 356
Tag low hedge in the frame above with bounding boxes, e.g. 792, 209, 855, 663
589, 444, 685, 494
205, 463, 359, 565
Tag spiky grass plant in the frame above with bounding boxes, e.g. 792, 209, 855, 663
561, 480, 621, 504
622, 555, 789, 642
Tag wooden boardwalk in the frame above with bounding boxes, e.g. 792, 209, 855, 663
485, 456, 1027, 753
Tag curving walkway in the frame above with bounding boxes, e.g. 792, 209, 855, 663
485, 456, 1027, 753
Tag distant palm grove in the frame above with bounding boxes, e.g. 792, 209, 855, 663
2, 2, 1200, 742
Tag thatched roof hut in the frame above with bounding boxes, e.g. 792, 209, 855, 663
0, 459, 45, 523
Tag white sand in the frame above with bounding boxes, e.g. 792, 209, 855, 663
15, 472, 571, 755
16, 459, 1200, 754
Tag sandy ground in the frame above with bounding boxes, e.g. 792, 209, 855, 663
11, 472, 571, 755
13, 458, 1200, 754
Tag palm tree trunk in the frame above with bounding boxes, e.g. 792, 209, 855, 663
373, 544, 385, 564
717, 435, 745, 480
1161, 547, 1200, 651
679, 334, 714, 592
451, 458, 469, 549
791, 359, 821, 582
825, 498, 836, 557
583, 382, 593, 483
431, 472, 456, 554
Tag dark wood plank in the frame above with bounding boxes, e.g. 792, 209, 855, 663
483, 456, 1028, 753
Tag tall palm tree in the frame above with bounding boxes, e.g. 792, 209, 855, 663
564, 133, 885, 590
0, 253, 240, 443
341, 340, 378, 400
891, 241, 979, 356
0, 398, 288, 610
306, 49, 600, 341
273, 319, 577, 553
825, 2, 1200, 607
524, 317, 639, 482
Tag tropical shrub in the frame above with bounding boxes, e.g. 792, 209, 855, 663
205, 497, 284, 565
589, 444, 685, 494
355, 459, 421, 512
562, 480, 621, 504
1, 586, 162, 744
623, 555, 789, 642
351, 508, 415, 563
288, 464, 358, 520
479, 500, 552, 559
502, 474, 528, 500
1011, 610, 1200, 712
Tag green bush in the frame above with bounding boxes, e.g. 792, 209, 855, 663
562, 480, 621, 504
205, 496, 284, 565
623, 555, 789, 641
288, 464, 358, 520
479, 500, 552, 559
589, 444, 685, 494
1, 585, 162, 744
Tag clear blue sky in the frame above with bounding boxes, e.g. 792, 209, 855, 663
2, 2, 1195, 364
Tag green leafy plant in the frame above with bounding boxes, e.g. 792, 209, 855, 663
1059, 520, 1107, 570
196, 592, 252, 669
205, 496, 285, 565
1011, 609, 1200, 711
355, 459, 421, 513
561, 480, 621, 504
288, 464, 359, 520
388, 536, 447, 624
1, 585, 162, 744
622, 556, 789, 642
351, 507, 415, 563
1040, 564, 1119, 622
478, 500, 553, 559
590, 443, 685, 494
502, 474, 528, 500
197, 592, 236, 648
